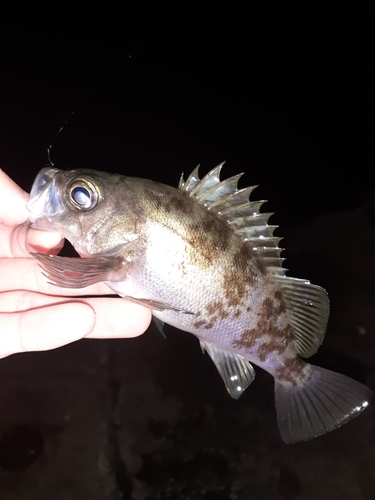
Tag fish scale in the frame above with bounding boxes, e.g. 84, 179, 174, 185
27, 163, 373, 443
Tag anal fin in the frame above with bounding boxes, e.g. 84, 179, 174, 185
152, 316, 166, 338
200, 341, 255, 399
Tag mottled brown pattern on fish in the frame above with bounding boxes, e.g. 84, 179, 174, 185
193, 298, 243, 330
177, 259, 188, 275
204, 300, 229, 320
274, 357, 307, 385
177, 212, 232, 270
132, 180, 271, 331
193, 314, 219, 330
143, 188, 161, 209
187, 223, 229, 266
257, 291, 288, 323
232, 293, 291, 361
233, 328, 258, 350
206, 302, 216, 316
256, 330, 289, 362
193, 320, 206, 329
261, 296, 287, 324
219, 241, 261, 309
262, 297, 274, 318
165, 196, 191, 216
140, 181, 190, 214
137, 179, 267, 284
273, 290, 286, 314
139, 182, 195, 220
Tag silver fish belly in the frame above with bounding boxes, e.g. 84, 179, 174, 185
27, 163, 373, 443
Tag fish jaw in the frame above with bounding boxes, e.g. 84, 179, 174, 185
27, 167, 63, 230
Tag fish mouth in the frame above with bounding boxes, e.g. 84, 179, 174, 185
27, 167, 62, 227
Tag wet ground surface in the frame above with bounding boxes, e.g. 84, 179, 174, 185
0, 205, 374, 500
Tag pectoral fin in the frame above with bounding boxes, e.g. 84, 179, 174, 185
31, 252, 126, 288
126, 296, 194, 315
33, 252, 195, 314
200, 341, 255, 399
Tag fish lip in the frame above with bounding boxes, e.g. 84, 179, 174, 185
27, 167, 62, 226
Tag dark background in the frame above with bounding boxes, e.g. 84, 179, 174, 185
1, 2, 374, 223
0, 3, 375, 500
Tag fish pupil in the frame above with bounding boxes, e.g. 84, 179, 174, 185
72, 186, 90, 206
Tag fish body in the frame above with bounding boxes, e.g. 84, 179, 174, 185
27, 164, 373, 443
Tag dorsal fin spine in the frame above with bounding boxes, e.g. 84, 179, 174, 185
179, 163, 284, 276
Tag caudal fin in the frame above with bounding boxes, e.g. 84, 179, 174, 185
274, 365, 373, 444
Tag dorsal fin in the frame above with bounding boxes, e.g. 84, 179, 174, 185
179, 163, 285, 276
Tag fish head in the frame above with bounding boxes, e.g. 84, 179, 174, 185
27, 167, 139, 256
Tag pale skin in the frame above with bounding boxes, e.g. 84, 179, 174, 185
0, 169, 152, 358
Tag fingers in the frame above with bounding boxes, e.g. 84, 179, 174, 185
0, 291, 152, 358
0, 224, 63, 258
0, 170, 29, 226
0, 300, 96, 358
84, 298, 152, 339
0, 223, 29, 257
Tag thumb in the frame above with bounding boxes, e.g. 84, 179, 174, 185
0, 301, 96, 357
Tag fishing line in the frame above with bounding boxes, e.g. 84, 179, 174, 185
46, 56, 134, 168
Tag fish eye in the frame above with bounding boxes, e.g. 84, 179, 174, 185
67, 177, 100, 211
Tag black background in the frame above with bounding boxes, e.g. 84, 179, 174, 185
1, 2, 374, 227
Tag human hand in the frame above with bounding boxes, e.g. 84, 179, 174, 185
0, 169, 152, 358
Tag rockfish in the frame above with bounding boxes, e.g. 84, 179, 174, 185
27, 164, 373, 443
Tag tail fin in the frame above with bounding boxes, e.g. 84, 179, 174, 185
275, 365, 373, 444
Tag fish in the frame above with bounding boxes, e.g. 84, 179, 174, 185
27, 163, 373, 443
